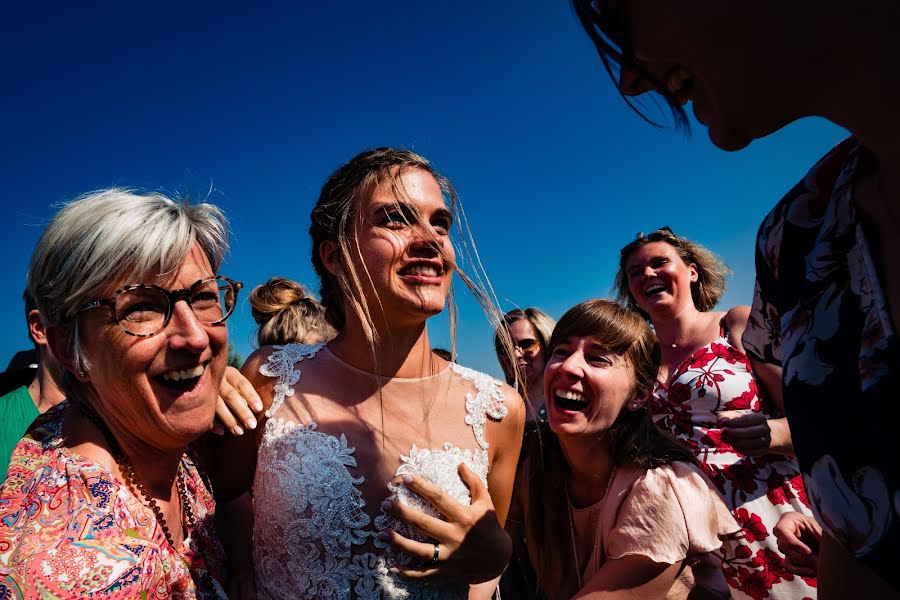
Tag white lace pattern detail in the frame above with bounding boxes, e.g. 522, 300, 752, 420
253, 355, 505, 599
453, 363, 507, 450
260, 343, 323, 418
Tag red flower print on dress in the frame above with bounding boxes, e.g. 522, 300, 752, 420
700, 427, 735, 453
724, 461, 761, 499
752, 548, 793, 586
733, 543, 753, 559
789, 472, 809, 505
649, 328, 816, 597
737, 567, 773, 600
667, 382, 692, 405
765, 471, 796, 505
724, 380, 760, 411
735, 508, 770, 543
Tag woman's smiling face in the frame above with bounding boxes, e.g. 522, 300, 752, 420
77, 243, 228, 450
544, 334, 641, 439
624, 241, 697, 317
345, 168, 455, 326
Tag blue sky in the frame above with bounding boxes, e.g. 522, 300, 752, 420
0, 1, 847, 379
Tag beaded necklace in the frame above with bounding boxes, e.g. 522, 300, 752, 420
75, 400, 194, 551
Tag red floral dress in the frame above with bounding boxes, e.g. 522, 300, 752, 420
652, 323, 817, 600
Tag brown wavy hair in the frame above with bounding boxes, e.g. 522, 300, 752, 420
615, 229, 731, 319
520, 299, 695, 593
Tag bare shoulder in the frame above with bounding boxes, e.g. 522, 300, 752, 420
490, 381, 525, 454
724, 306, 752, 351
242, 346, 279, 393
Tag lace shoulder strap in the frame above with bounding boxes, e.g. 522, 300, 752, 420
452, 364, 508, 451
259, 343, 324, 418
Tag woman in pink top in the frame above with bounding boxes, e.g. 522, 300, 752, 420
510, 299, 739, 599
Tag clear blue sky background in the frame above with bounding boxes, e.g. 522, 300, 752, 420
0, 1, 846, 379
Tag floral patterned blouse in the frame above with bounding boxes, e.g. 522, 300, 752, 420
743, 138, 899, 588
0, 404, 227, 599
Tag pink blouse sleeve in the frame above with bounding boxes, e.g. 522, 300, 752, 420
606, 462, 740, 565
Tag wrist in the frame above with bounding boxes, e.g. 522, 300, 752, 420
767, 418, 794, 455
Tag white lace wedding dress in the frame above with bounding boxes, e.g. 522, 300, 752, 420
252, 344, 508, 599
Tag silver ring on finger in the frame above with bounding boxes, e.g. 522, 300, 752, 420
430, 543, 440, 564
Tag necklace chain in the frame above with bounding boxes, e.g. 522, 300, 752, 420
566, 464, 617, 592
75, 401, 193, 550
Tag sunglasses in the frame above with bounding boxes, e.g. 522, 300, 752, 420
513, 338, 542, 355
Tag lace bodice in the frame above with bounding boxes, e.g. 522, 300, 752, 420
253, 344, 507, 599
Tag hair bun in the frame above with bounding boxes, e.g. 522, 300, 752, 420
249, 277, 311, 324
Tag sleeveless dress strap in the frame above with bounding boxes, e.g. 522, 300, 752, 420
259, 343, 324, 418
451, 364, 507, 451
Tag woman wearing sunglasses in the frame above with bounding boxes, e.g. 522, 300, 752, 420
0, 189, 238, 597
616, 228, 816, 599
494, 308, 556, 422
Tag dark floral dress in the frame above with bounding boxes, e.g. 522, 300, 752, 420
743, 138, 899, 589
653, 323, 816, 599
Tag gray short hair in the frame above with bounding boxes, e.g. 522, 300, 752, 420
26, 188, 230, 370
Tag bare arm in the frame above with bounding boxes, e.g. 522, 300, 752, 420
468, 385, 526, 599
573, 555, 681, 600
208, 348, 276, 502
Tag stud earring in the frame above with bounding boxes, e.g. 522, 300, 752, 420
78, 369, 88, 380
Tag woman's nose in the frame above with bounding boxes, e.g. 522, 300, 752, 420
167, 301, 210, 352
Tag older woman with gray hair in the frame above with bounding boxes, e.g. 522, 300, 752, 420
0, 189, 240, 598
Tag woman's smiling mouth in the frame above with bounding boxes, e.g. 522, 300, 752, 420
553, 388, 590, 412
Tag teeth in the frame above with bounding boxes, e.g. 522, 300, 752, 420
404, 265, 439, 277
556, 390, 586, 403
161, 365, 205, 382
644, 283, 666, 295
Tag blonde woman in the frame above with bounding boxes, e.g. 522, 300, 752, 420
616, 229, 816, 599
219, 148, 524, 599
493, 308, 556, 422
248, 277, 335, 346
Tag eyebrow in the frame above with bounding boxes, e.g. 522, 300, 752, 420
370, 201, 453, 224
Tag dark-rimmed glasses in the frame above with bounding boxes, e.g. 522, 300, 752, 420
78, 276, 243, 337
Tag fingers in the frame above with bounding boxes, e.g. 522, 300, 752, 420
784, 555, 818, 578
378, 528, 440, 564
214, 395, 240, 435
391, 564, 439, 579
400, 474, 468, 521
718, 411, 767, 429
381, 498, 453, 540
224, 366, 264, 413
217, 367, 263, 435
458, 462, 490, 504
719, 413, 771, 456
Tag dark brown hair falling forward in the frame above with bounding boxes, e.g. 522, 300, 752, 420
571, 0, 688, 130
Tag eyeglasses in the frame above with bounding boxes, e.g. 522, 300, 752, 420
514, 338, 542, 355
78, 276, 243, 337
